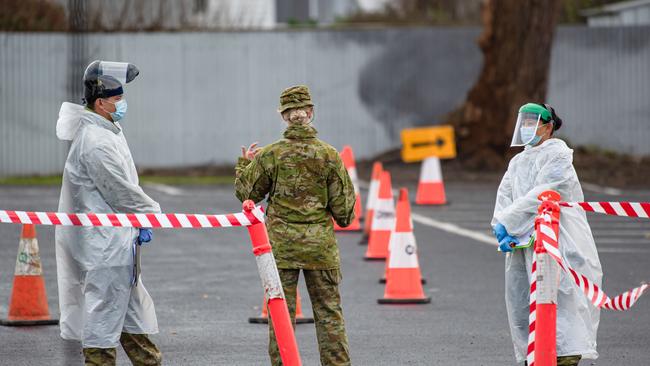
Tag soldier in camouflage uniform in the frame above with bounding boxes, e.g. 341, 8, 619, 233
235, 85, 355, 366
84, 333, 161, 366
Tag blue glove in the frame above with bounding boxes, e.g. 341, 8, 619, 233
138, 228, 153, 245
498, 235, 519, 253
493, 223, 508, 242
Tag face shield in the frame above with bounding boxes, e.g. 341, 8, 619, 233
510, 112, 542, 147
83, 60, 140, 85
83, 60, 139, 105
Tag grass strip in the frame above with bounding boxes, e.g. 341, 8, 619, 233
0, 175, 233, 186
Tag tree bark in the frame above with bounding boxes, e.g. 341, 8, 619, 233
447, 0, 562, 169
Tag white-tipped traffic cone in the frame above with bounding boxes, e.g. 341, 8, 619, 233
335, 146, 362, 231
249, 290, 314, 324
379, 190, 430, 304
415, 156, 446, 205
364, 171, 394, 260
360, 161, 382, 244
380, 188, 425, 284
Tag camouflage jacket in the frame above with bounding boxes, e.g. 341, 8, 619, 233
235, 124, 356, 269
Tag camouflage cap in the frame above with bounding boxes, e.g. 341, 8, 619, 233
278, 85, 314, 113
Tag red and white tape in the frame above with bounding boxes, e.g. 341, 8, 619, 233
0, 207, 265, 228
561, 201, 650, 218
527, 257, 538, 365
536, 211, 648, 310
527, 207, 648, 365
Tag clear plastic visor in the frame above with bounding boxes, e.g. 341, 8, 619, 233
510, 113, 541, 146
99, 61, 129, 84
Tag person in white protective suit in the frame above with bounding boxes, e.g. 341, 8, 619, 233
55, 60, 162, 366
492, 103, 603, 366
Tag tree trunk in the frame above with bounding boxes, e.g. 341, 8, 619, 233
447, 0, 562, 169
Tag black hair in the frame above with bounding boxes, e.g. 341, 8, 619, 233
83, 76, 123, 110
85, 95, 99, 110
537, 103, 563, 133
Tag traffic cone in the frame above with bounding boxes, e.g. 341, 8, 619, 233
249, 290, 314, 324
1, 225, 58, 326
379, 188, 426, 284
379, 189, 431, 304
335, 146, 362, 232
364, 171, 394, 260
415, 156, 447, 205
360, 162, 383, 245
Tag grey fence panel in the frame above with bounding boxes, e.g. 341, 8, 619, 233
1, 26, 649, 177
549, 26, 650, 156
0, 33, 71, 177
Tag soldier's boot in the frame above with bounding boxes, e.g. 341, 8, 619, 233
269, 269, 299, 366
304, 269, 351, 366
557, 355, 581, 366
120, 332, 162, 366
83, 347, 117, 366
524, 355, 581, 366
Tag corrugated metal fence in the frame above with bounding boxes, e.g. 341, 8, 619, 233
1, 26, 649, 177
549, 26, 650, 156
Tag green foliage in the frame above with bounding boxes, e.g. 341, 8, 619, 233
340, 0, 477, 26
140, 176, 234, 185
286, 18, 318, 28
339, 0, 629, 26
0, 0, 67, 31
560, 0, 635, 23
0, 175, 233, 186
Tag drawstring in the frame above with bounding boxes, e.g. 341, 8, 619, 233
131, 238, 141, 287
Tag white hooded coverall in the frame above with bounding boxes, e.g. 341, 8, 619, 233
55, 102, 160, 348
492, 138, 602, 362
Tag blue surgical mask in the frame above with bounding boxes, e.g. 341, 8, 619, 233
520, 126, 541, 146
103, 99, 128, 122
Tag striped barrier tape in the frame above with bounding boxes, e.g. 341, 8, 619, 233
527, 205, 648, 366
560, 201, 650, 218
0, 207, 265, 228
527, 256, 538, 365
535, 210, 648, 310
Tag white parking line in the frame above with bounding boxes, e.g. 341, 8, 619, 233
411, 212, 496, 246
582, 182, 623, 196
359, 180, 496, 246
144, 183, 186, 196
598, 248, 650, 254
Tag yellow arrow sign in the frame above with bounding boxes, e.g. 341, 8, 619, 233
401, 125, 456, 162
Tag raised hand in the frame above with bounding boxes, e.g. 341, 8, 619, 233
241, 142, 261, 160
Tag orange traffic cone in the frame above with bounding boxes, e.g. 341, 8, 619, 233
1, 225, 58, 326
379, 189, 430, 304
415, 156, 447, 205
360, 162, 383, 245
379, 188, 426, 284
335, 146, 362, 232
249, 290, 314, 324
364, 171, 394, 260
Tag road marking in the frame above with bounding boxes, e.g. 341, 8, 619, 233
359, 180, 496, 246
411, 212, 496, 246
593, 239, 650, 245
582, 182, 623, 196
144, 183, 186, 196
598, 248, 650, 254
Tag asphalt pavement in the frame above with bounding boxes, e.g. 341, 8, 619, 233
0, 181, 648, 365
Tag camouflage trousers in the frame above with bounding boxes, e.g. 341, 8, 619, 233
269, 268, 351, 366
83, 333, 162, 366
525, 355, 581, 366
